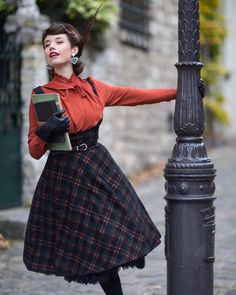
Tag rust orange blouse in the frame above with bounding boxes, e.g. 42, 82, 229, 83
28, 73, 176, 159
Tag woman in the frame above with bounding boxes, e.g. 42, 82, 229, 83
23, 22, 204, 295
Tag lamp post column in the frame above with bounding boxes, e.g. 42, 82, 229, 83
164, 1, 216, 295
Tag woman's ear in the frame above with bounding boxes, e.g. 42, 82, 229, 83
72, 46, 79, 56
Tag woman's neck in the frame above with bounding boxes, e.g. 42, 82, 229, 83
54, 64, 74, 79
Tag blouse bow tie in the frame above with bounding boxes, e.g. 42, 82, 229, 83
43, 74, 90, 99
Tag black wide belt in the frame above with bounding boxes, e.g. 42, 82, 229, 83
71, 141, 98, 152
50, 124, 99, 155
69, 124, 100, 152
50, 141, 98, 156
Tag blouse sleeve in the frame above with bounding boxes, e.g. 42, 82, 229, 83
28, 92, 48, 159
90, 77, 176, 107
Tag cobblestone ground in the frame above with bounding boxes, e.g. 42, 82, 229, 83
0, 141, 236, 295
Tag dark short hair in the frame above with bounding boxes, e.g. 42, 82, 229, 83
42, 22, 84, 75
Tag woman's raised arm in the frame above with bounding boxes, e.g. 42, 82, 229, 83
90, 78, 176, 107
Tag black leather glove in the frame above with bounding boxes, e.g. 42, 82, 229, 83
35, 110, 70, 142
198, 79, 206, 98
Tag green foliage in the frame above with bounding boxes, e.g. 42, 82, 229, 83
0, 0, 5, 10
66, 0, 117, 26
37, 0, 117, 49
200, 0, 230, 129
0, 0, 16, 13
0, 0, 116, 48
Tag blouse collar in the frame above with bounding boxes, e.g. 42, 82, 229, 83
43, 72, 84, 90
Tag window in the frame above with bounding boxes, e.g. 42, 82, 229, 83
119, 0, 151, 51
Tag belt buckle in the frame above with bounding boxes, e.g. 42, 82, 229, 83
76, 143, 88, 151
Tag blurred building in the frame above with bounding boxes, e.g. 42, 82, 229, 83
0, 0, 178, 208
84, 1, 178, 176
1, 0, 235, 210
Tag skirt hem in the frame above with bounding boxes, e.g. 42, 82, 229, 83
64, 255, 147, 285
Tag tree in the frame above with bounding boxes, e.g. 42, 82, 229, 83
0, 0, 16, 13
0, 0, 117, 49
200, 0, 229, 140
37, 0, 117, 49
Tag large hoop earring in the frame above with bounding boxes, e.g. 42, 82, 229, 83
47, 64, 53, 70
70, 53, 79, 65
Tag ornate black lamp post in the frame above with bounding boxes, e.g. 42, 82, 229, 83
164, 1, 216, 295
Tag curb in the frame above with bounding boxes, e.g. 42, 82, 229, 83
0, 207, 29, 240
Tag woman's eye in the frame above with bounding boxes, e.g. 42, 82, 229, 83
57, 41, 63, 44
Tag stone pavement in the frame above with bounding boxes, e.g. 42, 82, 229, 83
0, 140, 236, 295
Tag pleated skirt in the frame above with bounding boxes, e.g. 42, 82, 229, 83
23, 126, 161, 284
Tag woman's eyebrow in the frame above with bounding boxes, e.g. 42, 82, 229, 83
55, 37, 65, 40
44, 37, 65, 44
44, 40, 51, 45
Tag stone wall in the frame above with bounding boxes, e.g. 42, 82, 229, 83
6, 0, 178, 204
4, 0, 50, 204
20, 44, 49, 204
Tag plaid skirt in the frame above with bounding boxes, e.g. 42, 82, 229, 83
23, 123, 161, 284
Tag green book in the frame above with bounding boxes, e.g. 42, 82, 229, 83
32, 93, 72, 151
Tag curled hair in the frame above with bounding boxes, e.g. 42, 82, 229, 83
42, 6, 100, 76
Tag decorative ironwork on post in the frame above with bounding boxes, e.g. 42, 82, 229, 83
164, 1, 216, 295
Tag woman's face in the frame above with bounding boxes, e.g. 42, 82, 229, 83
43, 34, 78, 68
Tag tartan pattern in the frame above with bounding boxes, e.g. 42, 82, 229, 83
23, 126, 161, 283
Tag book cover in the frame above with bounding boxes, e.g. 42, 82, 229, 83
32, 93, 72, 151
